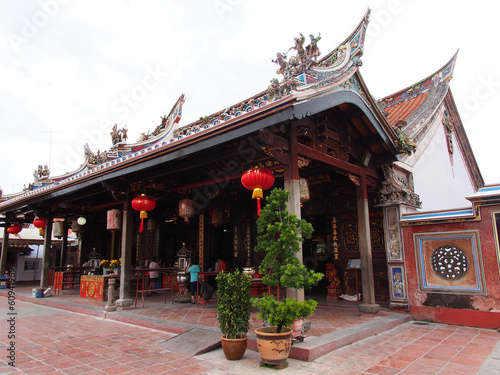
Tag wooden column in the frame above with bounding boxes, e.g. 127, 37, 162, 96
40, 212, 53, 288
199, 213, 204, 271
60, 219, 68, 266
356, 172, 380, 314
116, 198, 133, 310
284, 123, 304, 302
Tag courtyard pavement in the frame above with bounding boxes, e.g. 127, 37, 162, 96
0, 282, 499, 374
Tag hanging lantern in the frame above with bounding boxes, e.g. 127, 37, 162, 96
131, 194, 156, 233
52, 221, 65, 239
241, 168, 275, 216
33, 217, 47, 236
77, 217, 87, 226
106, 209, 122, 231
7, 224, 25, 243
299, 178, 310, 206
71, 221, 81, 234
7, 224, 22, 235
211, 209, 223, 226
179, 198, 195, 223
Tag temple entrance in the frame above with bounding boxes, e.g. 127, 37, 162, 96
301, 173, 389, 302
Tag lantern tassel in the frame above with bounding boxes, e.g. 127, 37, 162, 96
15, 234, 26, 244
138, 218, 144, 233
257, 198, 262, 216
252, 188, 263, 200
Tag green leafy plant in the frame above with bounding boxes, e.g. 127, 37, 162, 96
252, 188, 323, 333
216, 269, 251, 339
255, 295, 317, 328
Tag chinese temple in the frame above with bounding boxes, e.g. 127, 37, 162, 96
1, 9, 499, 325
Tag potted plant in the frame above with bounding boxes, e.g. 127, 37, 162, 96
252, 188, 323, 366
216, 269, 252, 360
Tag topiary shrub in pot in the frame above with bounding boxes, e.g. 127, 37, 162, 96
216, 269, 251, 360
252, 188, 323, 365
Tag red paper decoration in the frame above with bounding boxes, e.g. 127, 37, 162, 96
241, 168, 275, 216
6, 224, 22, 235
33, 217, 47, 237
33, 217, 47, 229
131, 194, 156, 233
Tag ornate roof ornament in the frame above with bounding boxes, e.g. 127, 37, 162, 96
379, 164, 421, 208
442, 109, 454, 166
272, 33, 322, 80
394, 120, 416, 156
34, 164, 50, 181
110, 124, 128, 146
268, 8, 370, 95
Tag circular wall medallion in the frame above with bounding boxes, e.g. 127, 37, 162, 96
431, 245, 468, 280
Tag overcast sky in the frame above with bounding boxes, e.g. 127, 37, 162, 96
1, 1, 499, 196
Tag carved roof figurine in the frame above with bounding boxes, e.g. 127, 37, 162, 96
34, 164, 50, 181
306, 33, 322, 61
394, 120, 416, 156
268, 9, 370, 93
272, 52, 288, 77
110, 124, 128, 146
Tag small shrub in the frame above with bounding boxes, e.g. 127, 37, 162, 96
216, 269, 251, 339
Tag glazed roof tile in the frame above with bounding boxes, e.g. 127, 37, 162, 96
384, 92, 429, 128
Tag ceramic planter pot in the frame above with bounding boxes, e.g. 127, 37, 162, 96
221, 335, 248, 360
254, 326, 293, 365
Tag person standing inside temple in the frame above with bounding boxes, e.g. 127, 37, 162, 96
186, 259, 200, 304
148, 256, 160, 293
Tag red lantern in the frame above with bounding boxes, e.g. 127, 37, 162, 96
7, 224, 22, 235
241, 168, 275, 216
131, 194, 156, 233
179, 199, 195, 223
33, 217, 47, 236
33, 217, 47, 229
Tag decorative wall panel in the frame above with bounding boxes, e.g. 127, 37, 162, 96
414, 231, 486, 294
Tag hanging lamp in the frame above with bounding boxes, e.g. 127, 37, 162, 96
131, 194, 156, 233
179, 198, 195, 223
241, 167, 275, 216
33, 217, 47, 236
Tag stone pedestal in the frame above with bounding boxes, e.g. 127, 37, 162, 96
358, 303, 380, 315
104, 278, 117, 312
115, 298, 133, 310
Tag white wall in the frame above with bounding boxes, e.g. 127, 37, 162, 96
412, 125, 475, 211
15, 245, 44, 282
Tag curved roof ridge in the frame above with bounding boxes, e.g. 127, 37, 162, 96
379, 51, 458, 104
378, 51, 458, 132
317, 8, 371, 66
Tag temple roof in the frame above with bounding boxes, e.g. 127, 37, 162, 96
378, 52, 458, 142
0, 9, 480, 212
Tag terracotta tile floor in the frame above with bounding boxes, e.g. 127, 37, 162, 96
10, 282, 396, 336
1, 283, 499, 374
